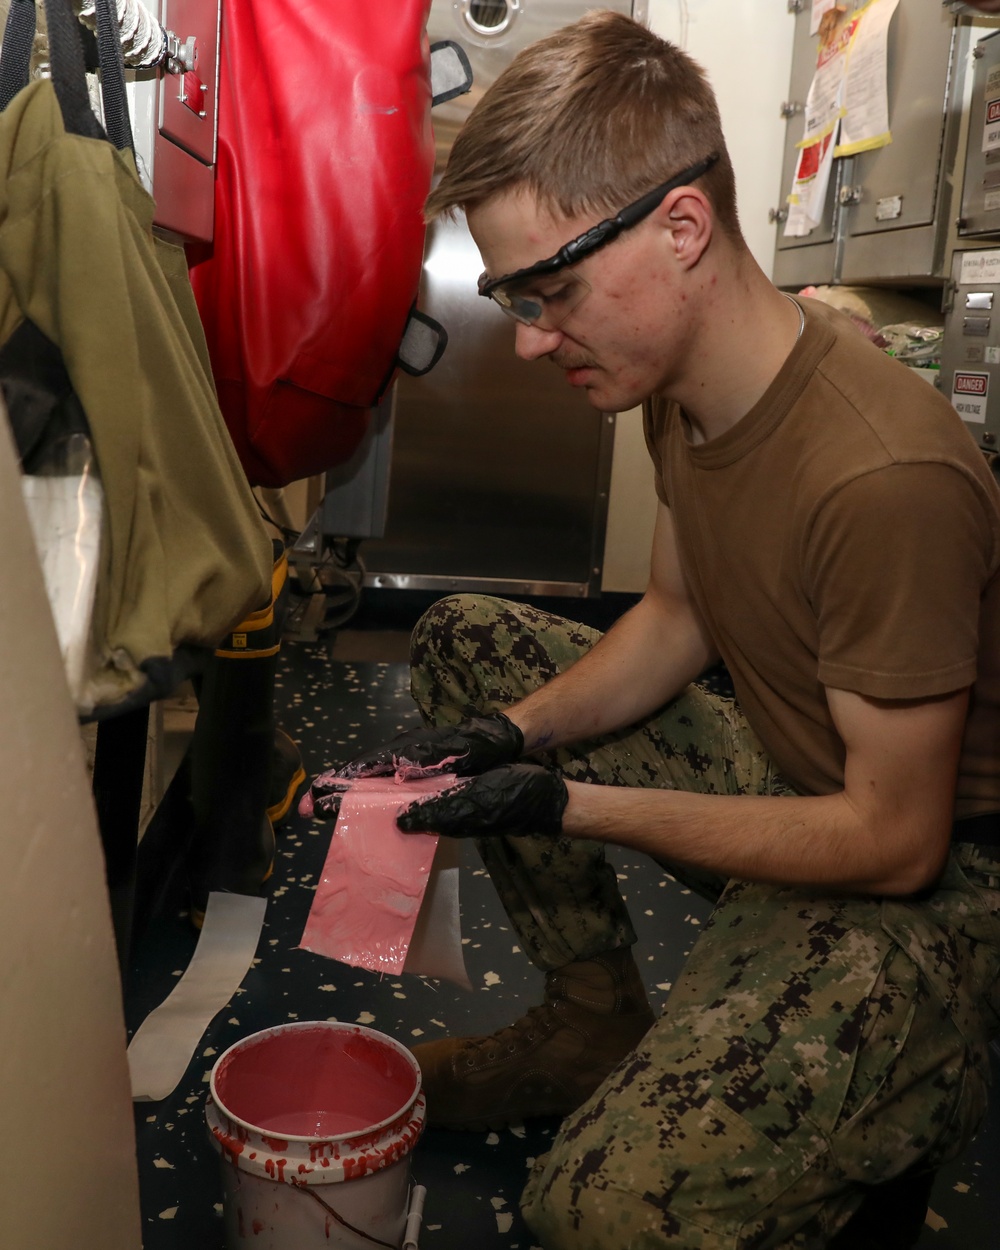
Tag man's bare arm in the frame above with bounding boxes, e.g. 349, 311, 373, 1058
507, 501, 719, 753
561, 685, 969, 896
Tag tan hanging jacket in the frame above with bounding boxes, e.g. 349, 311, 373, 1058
0, 80, 273, 710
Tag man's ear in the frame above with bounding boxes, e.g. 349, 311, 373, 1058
659, 188, 713, 270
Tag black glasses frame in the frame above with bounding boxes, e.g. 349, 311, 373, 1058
478, 153, 720, 301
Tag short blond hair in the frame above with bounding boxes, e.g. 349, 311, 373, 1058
425, 10, 740, 238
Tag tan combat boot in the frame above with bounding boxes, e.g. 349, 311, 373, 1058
412, 946, 655, 1130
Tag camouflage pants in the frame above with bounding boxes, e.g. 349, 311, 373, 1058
410, 595, 1000, 1248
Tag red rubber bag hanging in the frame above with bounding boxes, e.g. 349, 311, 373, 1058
188, 0, 434, 488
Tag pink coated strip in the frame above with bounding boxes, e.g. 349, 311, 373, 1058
299, 775, 456, 974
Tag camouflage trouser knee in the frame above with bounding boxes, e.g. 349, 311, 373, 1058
409, 594, 792, 970
410, 595, 1000, 1248
521, 859, 999, 1248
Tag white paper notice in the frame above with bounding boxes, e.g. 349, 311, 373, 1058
783, 8, 858, 240
784, 127, 837, 238
802, 8, 858, 146
837, 0, 900, 157
128, 892, 267, 1101
951, 371, 990, 424
810, 0, 837, 37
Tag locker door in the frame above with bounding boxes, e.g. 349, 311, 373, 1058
772, 0, 842, 288
839, 2, 960, 283
958, 28, 1000, 238
152, 0, 221, 242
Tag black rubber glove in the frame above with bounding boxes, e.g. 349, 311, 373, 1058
395, 763, 568, 838
304, 712, 525, 820
306, 778, 351, 822
323, 712, 523, 782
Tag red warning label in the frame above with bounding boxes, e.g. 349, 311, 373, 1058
952, 371, 990, 423
954, 373, 989, 395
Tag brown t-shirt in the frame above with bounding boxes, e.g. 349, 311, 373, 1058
643, 297, 1000, 817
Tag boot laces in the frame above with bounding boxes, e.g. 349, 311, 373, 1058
461, 1003, 560, 1066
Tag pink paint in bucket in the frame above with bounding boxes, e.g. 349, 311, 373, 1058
206, 1021, 426, 1249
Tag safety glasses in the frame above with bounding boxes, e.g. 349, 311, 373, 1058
477, 153, 719, 329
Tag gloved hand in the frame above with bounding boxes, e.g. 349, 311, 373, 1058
304, 778, 351, 821
395, 763, 568, 838
304, 711, 525, 820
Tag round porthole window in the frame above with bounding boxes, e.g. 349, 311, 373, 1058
461, 0, 519, 39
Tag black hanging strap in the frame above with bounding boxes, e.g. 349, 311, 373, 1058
42, 0, 105, 140
0, 0, 38, 110
91, 0, 133, 153
1, 0, 135, 152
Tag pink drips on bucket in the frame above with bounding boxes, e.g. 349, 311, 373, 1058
207, 1021, 425, 1247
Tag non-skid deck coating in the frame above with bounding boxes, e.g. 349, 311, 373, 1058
128, 639, 1000, 1249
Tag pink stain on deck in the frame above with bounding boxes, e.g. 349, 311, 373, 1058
299, 775, 457, 973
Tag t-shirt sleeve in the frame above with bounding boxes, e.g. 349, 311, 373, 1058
642, 397, 671, 506
805, 461, 999, 699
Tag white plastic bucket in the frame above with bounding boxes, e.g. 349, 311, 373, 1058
206, 1021, 426, 1249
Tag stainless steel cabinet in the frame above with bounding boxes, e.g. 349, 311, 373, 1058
940, 245, 1000, 450
772, 0, 962, 289
360, 0, 640, 598
363, 208, 616, 598
958, 28, 1000, 237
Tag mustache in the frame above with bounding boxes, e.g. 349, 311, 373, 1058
552, 354, 597, 370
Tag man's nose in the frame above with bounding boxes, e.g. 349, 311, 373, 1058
514, 321, 562, 361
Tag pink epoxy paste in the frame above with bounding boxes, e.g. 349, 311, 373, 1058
213, 1025, 419, 1139
299, 774, 458, 973
393, 752, 466, 781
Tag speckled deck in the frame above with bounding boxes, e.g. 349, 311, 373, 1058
127, 639, 1000, 1249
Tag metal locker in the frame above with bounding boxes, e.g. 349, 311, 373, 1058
958, 28, 1000, 237
838, 1, 960, 284
359, 0, 644, 599
772, 0, 962, 288
771, 0, 845, 290
940, 246, 1000, 450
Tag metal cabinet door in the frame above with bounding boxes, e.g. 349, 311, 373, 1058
839, 1, 959, 282
958, 28, 1000, 237
361, 210, 616, 597
359, 0, 633, 597
149, 0, 221, 242
939, 247, 1000, 451
772, 0, 842, 289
